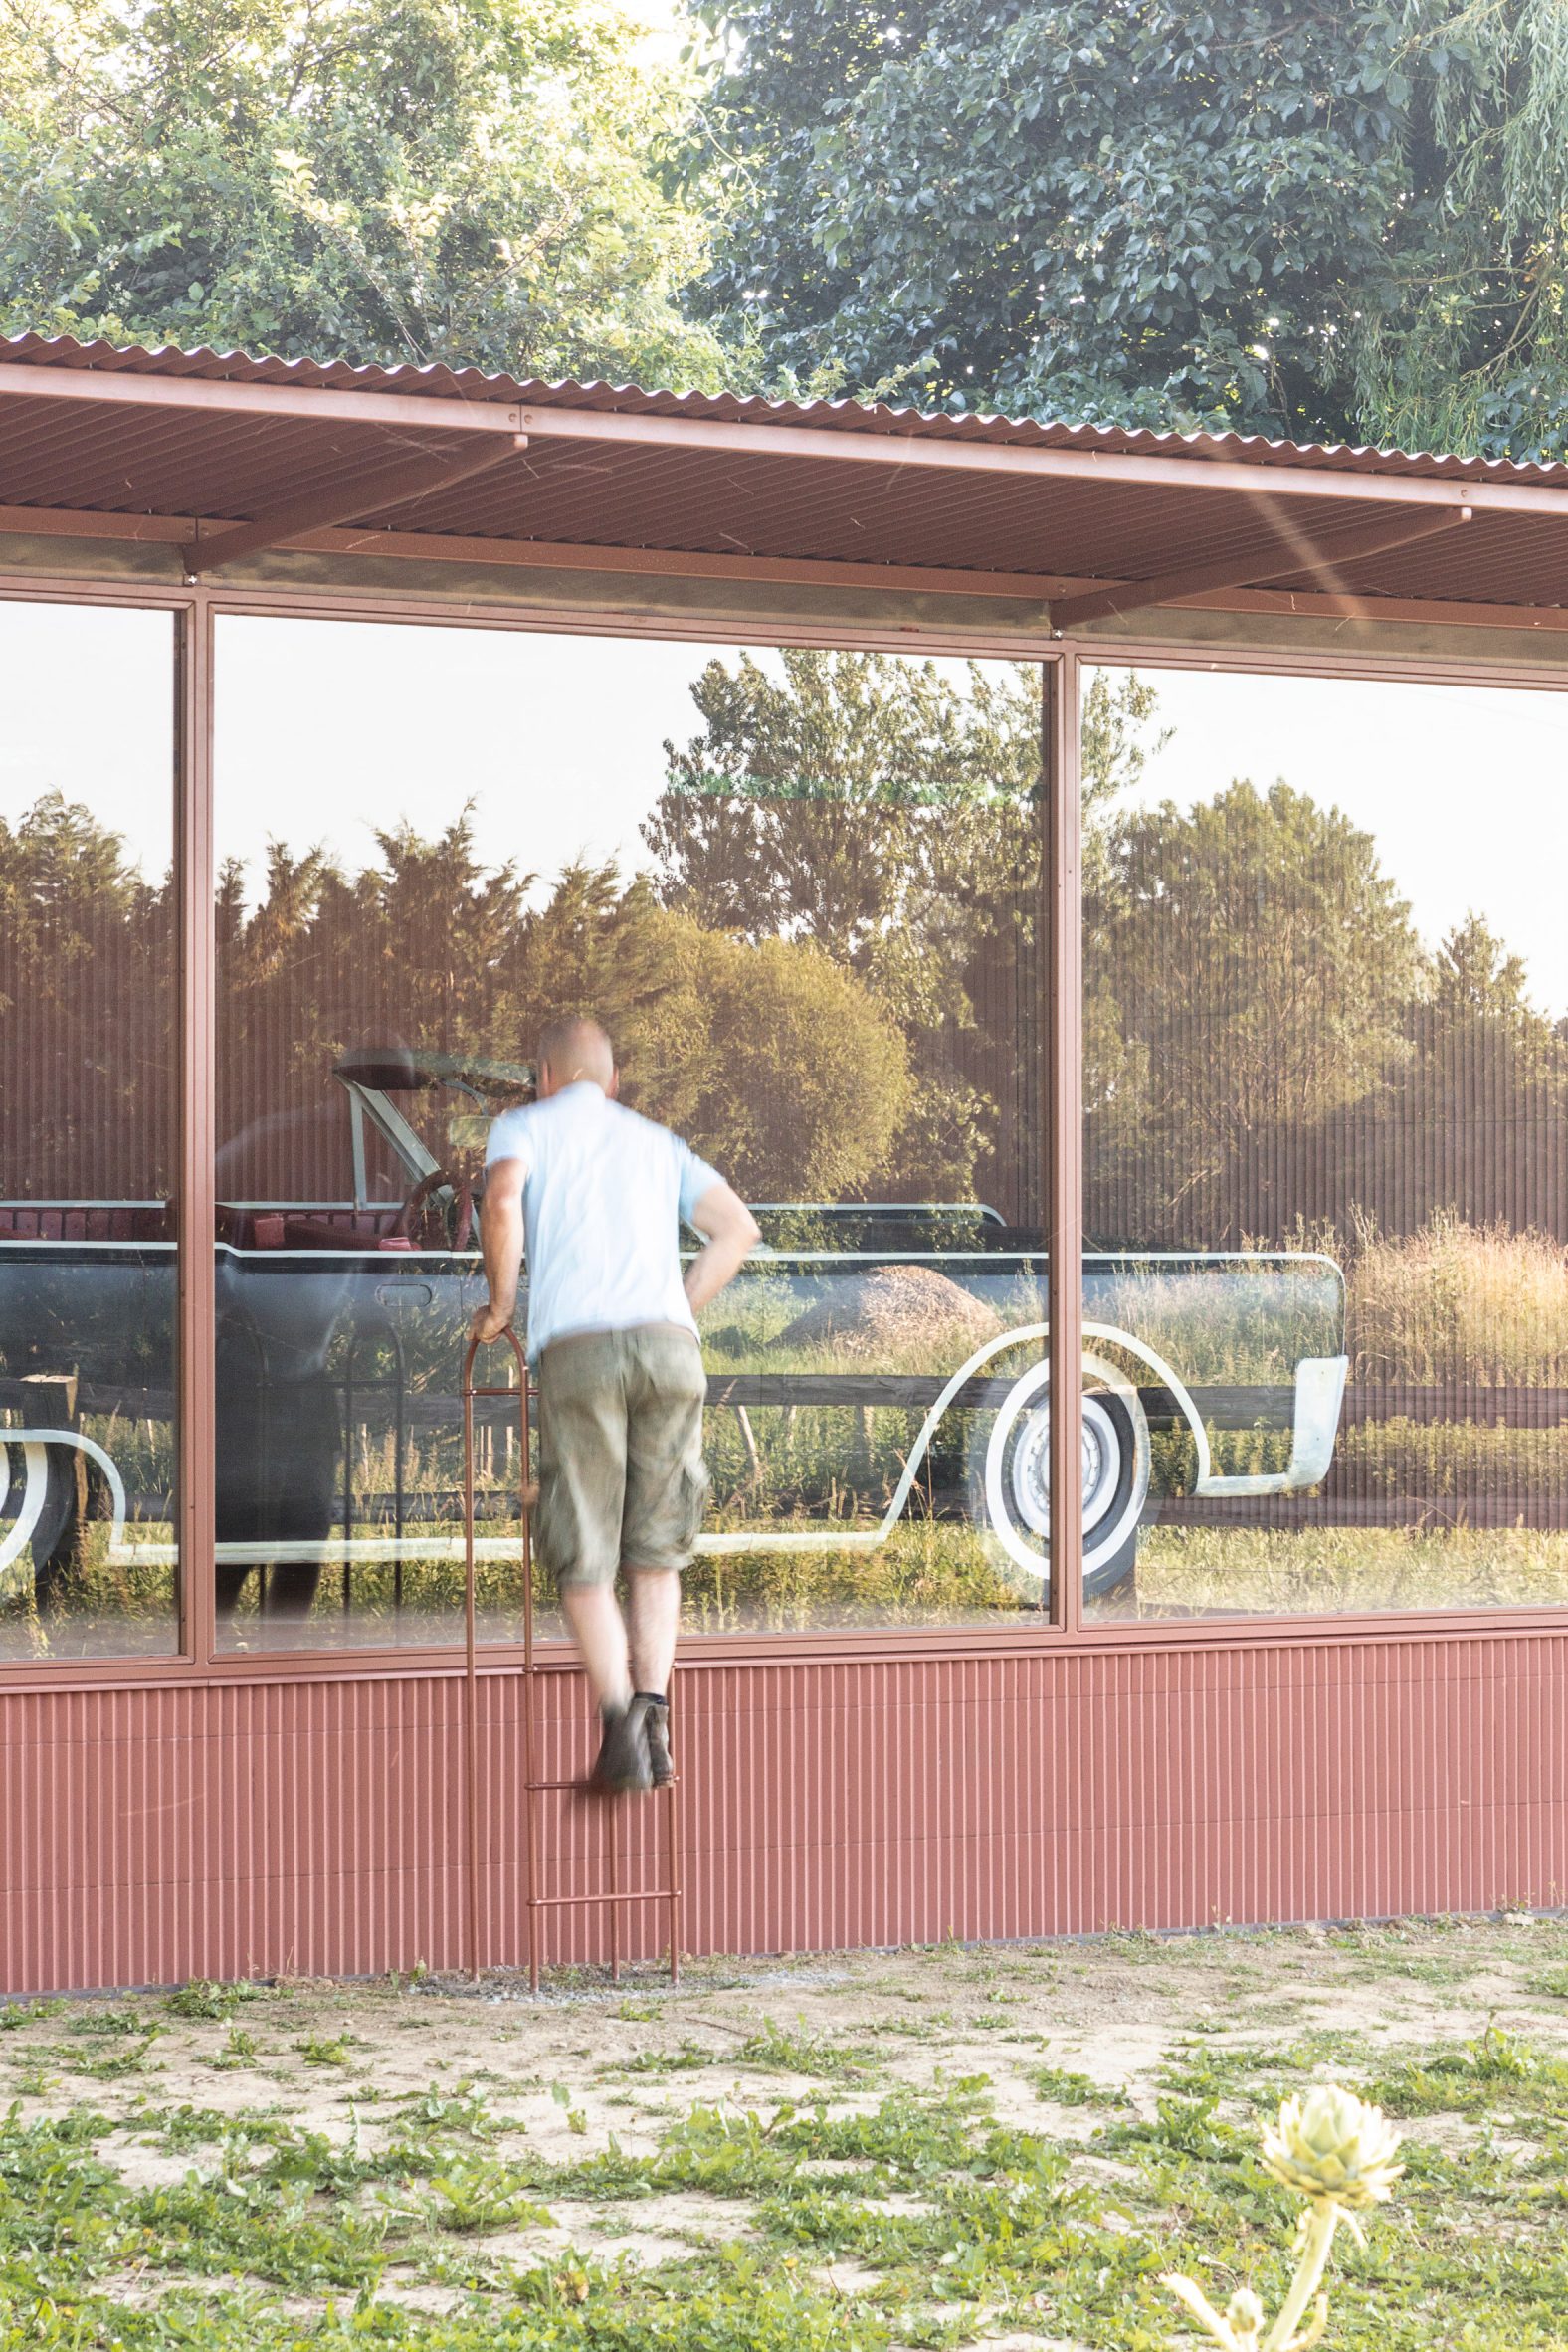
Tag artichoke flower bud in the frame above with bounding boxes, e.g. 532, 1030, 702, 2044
1224, 2285, 1266, 2347
1261, 2084, 1404, 2210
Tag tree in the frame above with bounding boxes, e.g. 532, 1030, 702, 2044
213, 811, 906, 1204
1080, 667, 1164, 1158
646, 647, 1044, 1200
647, 647, 1041, 965
631, 914, 911, 1198
0, 0, 736, 384
646, 649, 1162, 1208
1383, 912, 1568, 1229
693, 0, 1568, 459
1430, 912, 1553, 1054
0, 791, 174, 1196
1095, 780, 1423, 1235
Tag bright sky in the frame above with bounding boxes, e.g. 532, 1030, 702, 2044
212, 616, 730, 894
1105, 664, 1568, 1016
3, 601, 1566, 1014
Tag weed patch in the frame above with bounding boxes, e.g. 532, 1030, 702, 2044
165, 1979, 263, 2021
0, 1927, 1565, 2345
733, 2020, 880, 2081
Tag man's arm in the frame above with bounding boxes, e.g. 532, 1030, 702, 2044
684, 1180, 761, 1317
471, 1155, 525, 1343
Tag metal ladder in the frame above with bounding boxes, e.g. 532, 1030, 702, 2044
461, 1331, 683, 1993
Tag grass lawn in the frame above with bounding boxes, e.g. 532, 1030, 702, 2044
3, 1916, 1568, 2348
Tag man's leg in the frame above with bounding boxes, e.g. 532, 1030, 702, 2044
560, 1581, 632, 1716
621, 1331, 707, 1790
625, 1566, 681, 1788
626, 1567, 681, 1697
536, 1338, 648, 1793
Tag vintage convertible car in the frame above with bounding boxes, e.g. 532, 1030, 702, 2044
0, 1051, 1348, 1613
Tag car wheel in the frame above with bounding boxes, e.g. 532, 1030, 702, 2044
968, 1351, 1150, 1605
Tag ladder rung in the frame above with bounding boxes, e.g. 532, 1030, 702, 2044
533, 1886, 675, 1910
526, 1777, 681, 1794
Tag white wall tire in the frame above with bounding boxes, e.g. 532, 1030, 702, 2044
969, 1352, 1150, 1605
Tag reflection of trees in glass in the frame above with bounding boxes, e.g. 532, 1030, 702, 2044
1093, 782, 1422, 1234
0, 792, 174, 1196
1371, 913, 1568, 1240
11, 672, 1565, 1249
646, 649, 1053, 1205
215, 813, 906, 1202
1084, 766, 1568, 1249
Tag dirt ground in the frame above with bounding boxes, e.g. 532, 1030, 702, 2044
4, 1915, 1568, 2347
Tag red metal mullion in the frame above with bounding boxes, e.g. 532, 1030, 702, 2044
1047, 652, 1083, 1635
176, 596, 217, 1666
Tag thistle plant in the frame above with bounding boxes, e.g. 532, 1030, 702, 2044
1163, 2084, 1403, 2352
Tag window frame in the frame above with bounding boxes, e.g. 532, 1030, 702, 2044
2, 567, 1568, 1686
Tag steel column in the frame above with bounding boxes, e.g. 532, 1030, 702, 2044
175, 596, 216, 1665
1046, 653, 1083, 1632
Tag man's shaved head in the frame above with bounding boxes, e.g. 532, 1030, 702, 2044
537, 1016, 616, 1096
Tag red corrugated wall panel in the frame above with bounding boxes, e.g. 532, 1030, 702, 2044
3, 1635, 1566, 1993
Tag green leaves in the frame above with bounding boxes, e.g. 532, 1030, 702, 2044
698, 0, 1568, 457
164, 1980, 262, 2022
0, 0, 739, 386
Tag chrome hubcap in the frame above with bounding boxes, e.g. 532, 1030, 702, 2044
1010, 1394, 1121, 1541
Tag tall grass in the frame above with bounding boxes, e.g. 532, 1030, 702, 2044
1348, 1212, 1568, 1387
1135, 1526, 1568, 1615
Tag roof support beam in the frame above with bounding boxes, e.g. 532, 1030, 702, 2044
2, 355, 1564, 519
515, 402, 1563, 516
0, 358, 522, 434
182, 433, 527, 575
1050, 503, 1472, 632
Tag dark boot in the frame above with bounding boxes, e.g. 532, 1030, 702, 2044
639, 1693, 675, 1787
587, 1699, 653, 1796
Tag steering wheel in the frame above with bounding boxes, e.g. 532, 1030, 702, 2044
392, 1166, 474, 1251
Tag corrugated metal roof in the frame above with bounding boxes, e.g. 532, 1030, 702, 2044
5, 327, 1567, 488
2, 331, 1567, 619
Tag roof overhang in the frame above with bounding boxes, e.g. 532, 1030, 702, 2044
2, 333, 1567, 646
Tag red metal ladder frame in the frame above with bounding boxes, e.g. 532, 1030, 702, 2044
461, 1331, 683, 1993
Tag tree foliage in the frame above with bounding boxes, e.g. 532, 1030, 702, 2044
0, 791, 174, 1195
1097, 780, 1424, 1227
213, 817, 905, 1202
0, 0, 734, 383
647, 648, 1047, 1199
695, 0, 1568, 457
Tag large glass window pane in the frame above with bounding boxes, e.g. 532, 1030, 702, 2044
1082, 661, 1568, 1620
214, 619, 1053, 1647
0, 601, 178, 1659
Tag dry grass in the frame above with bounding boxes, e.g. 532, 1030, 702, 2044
779, 1263, 1005, 1363
1134, 1523, 1568, 1614
1349, 1212, 1568, 1386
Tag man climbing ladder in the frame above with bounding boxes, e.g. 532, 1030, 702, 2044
472, 1017, 759, 1793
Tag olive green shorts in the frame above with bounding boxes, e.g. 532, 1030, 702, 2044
535, 1324, 709, 1588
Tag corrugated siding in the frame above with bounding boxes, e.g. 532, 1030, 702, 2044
3, 1636, 1566, 1993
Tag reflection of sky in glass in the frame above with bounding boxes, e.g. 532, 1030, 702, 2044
215, 620, 723, 899
6, 601, 1561, 1014
212, 621, 994, 903
0, 602, 173, 864
1100, 664, 1568, 1017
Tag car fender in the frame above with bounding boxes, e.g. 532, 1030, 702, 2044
0, 1427, 133, 1593
691, 1323, 1349, 1556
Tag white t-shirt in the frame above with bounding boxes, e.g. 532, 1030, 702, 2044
484, 1082, 722, 1357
